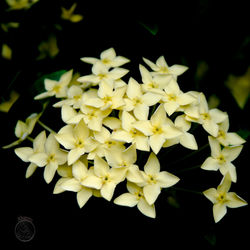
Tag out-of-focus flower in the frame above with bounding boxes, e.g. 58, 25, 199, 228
61, 3, 83, 23
0, 90, 20, 113
2, 44, 12, 60
37, 35, 59, 60
225, 67, 250, 109
1, 22, 19, 32
6, 0, 39, 10
203, 173, 247, 223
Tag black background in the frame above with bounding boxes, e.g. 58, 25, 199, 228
1, 0, 249, 248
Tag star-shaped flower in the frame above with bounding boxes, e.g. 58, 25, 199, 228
133, 104, 182, 154
203, 173, 247, 223
201, 136, 243, 182
114, 182, 156, 218
81, 47, 130, 69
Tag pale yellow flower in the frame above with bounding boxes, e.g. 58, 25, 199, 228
57, 158, 96, 208
55, 119, 96, 165
2, 113, 40, 149
6, 0, 39, 10
28, 133, 67, 183
216, 117, 246, 146
111, 111, 150, 151
88, 126, 125, 159
133, 104, 182, 154
160, 78, 196, 116
77, 61, 128, 87
35, 70, 73, 100
139, 64, 172, 94
61, 3, 83, 23
163, 114, 198, 150
104, 144, 144, 183
114, 182, 156, 218
201, 136, 243, 182
81, 47, 130, 69
123, 77, 161, 120
80, 104, 111, 131
203, 173, 247, 223
14, 131, 46, 178
83, 81, 126, 110
142, 55, 188, 78
140, 152, 180, 205
61, 105, 84, 124
81, 156, 126, 201
197, 93, 228, 137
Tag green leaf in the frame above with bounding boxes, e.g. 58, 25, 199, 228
237, 129, 250, 140
31, 70, 67, 96
138, 21, 159, 35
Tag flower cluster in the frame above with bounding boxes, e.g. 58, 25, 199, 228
5, 48, 247, 221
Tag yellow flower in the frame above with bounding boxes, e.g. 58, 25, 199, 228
82, 156, 126, 201
139, 64, 172, 94
77, 61, 129, 87
123, 77, 161, 120
35, 70, 73, 100
203, 173, 247, 223
140, 152, 180, 205
104, 144, 144, 183
133, 104, 182, 154
163, 114, 198, 150
83, 80, 126, 110
55, 119, 96, 165
2, 113, 40, 149
57, 158, 96, 208
0, 90, 19, 113
114, 181, 156, 218
143, 55, 188, 78
111, 111, 150, 151
1, 44, 12, 60
201, 136, 243, 182
14, 131, 46, 178
28, 133, 67, 183
81, 47, 130, 69
215, 117, 246, 146
198, 93, 228, 137
6, 0, 39, 10
160, 78, 196, 116
61, 3, 83, 23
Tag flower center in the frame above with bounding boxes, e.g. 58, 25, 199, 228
201, 113, 210, 120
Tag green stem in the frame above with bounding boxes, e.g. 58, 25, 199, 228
27, 136, 34, 142
38, 120, 56, 134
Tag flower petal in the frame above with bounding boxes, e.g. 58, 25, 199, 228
144, 152, 160, 175
143, 184, 161, 205
101, 182, 116, 201
114, 193, 138, 207
77, 188, 92, 208
213, 203, 227, 223
137, 198, 156, 218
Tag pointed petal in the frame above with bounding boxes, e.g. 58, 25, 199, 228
94, 156, 109, 177
15, 147, 33, 162
77, 188, 92, 208
179, 132, 198, 150
201, 157, 220, 171
134, 104, 149, 121
121, 111, 135, 131
137, 198, 156, 218
149, 134, 166, 154
143, 184, 161, 205
208, 136, 221, 158
225, 132, 246, 146
223, 145, 243, 162
60, 178, 82, 192
112, 56, 130, 67
143, 57, 159, 71
213, 203, 227, 223
139, 64, 153, 84
26, 163, 37, 178
81, 175, 102, 189
209, 109, 228, 124
53, 177, 71, 194
44, 162, 58, 183
134, 134, 150, 151
126, 77, 142, 99
45, 133, 59, 154
203, 120, 219, 137
72, 160, 88, 181
101, 182, 116, 201
126, 165, 145, 183
226, 192, 248, 208
68, 148, 85, 165
133, 121, 153, 136
80, 57, 98, 64
144, 152, 160, 174
33, 130, 46, 152
203, 188, 218, 204
111, 130, 133, 143
123, 144, 137, 165
157, 171, 180, 188
114, 193, 138, 207
169, 64, 188, 76
218, 173, 231, 193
